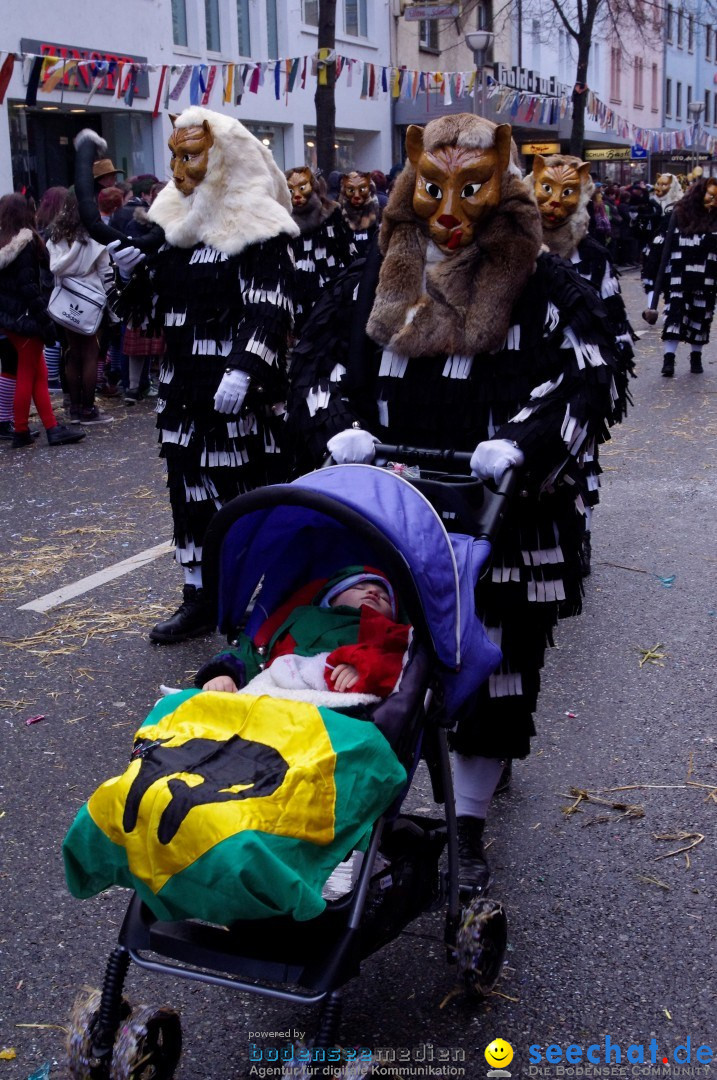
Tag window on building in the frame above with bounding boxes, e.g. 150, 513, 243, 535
610, 46, 622, 101
419, 19, 439, 49
303, 0, 319, 25
205, 0, 221, 51
344, 0, 368, 37
706, 89, 712, 124
714, 92, 717, 124
266, 0, 278, 56
651, 62, 659, 111
665, 77, 672, 116
676, 80, 682, 118
237, 0, 251, 55
688, 14, 694, 50
687, 84, 692, 112
476, 2, 490, 29
666, 4, 674, 41
707, 26, 712, 59
634, 56, 644, 106
531, 18, 541, 71
172, 0, 188, 46
677, 9, 683, 46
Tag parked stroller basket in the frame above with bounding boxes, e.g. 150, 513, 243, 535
65, 457, 516, 1078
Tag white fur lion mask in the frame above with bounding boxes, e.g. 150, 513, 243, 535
148, 106, 298, 255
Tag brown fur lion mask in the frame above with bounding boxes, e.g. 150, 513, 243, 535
366, 114, 543, 358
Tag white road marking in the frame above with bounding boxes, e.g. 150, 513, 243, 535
18, 541, 174, 613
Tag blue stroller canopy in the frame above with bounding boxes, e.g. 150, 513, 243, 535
208, 465, 501, 714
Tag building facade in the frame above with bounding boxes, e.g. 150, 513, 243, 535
1, 0, 396, 197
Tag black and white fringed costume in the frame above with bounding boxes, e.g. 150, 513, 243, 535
289, 120, 631, 761
643, 179, 717, 349
641, 173, 683, 291
122, 108, 298, 570
289, 196, 356, 336
528, 164, 635, 514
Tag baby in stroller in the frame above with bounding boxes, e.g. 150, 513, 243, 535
196, 565, 411, 705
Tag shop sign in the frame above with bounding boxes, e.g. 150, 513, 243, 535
494, 62, 571, 100
21, 38, 149, 99
521, 142, 560, 155
405, 3, 460, 17
584, 147, 631, 161
669, 152, 712, 162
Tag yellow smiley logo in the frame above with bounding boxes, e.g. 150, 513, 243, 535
485, 1039, 514, 1068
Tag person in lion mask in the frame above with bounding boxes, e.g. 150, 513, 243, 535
288, 114, 631, 898
74, 109, 298, 643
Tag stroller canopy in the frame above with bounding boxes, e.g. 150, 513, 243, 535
204, 465, 501, 714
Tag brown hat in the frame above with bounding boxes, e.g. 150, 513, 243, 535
92, 157, 124, 180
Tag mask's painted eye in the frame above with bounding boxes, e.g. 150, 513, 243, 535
425, 181, 442, 199
562, 187, 574, 197
461, 182, 482, 198
541, 183, 552, 194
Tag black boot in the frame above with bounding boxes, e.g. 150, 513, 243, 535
47, 424, 86, 446
149, 585, 215, 644
690, 351, 704, 374
494, 759, 513, 795
661, 353, 675, 377
579, 529, 592, 577
457, 816, 491, 897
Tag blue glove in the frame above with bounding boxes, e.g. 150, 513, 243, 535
470, 439, 524, 485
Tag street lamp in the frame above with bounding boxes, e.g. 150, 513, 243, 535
687, 100, 705, 176
465, 30, 495, 118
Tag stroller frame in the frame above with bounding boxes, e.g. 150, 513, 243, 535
69, 451, 515, 1078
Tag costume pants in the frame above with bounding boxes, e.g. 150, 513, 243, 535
7, 332, 56, 432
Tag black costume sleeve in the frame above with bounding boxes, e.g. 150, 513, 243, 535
224, 234, 296, 395
493, 257, 633, 491
287, 248, 381, 468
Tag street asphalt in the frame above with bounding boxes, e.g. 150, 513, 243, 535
0, 267, 714, 1080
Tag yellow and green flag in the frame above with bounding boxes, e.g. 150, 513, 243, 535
63, 690, 406, 923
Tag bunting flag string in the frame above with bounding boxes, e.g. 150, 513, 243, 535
5, 47, 717, 156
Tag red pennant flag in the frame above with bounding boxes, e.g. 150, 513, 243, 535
153, 64, 167, 117
0, 53, 15, 105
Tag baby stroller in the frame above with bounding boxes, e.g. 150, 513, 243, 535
65, 447, 516, 1079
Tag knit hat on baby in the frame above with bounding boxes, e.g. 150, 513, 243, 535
317, 566, 397, 619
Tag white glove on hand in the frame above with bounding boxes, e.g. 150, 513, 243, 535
470, 438, 524, 485
327, 428, 378, 464
213, 369, 251, 414
106, 239, 145, 280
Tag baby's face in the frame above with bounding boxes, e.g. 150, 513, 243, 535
331, 581, 393, 617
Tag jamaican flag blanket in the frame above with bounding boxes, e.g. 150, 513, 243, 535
63, 689, 406, 924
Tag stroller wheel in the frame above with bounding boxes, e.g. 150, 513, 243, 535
455, 896, 508, 998
67, 988, 131, 1079
109, 1004, 182, 1080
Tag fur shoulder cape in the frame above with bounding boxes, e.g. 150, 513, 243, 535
148, 107, 299, 255
366, 166, 543, 357
0, 229, 33, 270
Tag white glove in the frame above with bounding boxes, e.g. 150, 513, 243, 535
106, 239, 145, 280
214, 369, 251, 414
327, 428, 378, 464
470, 438, 524, 485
